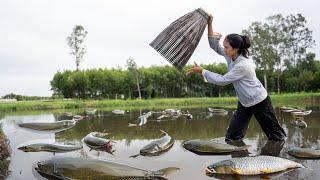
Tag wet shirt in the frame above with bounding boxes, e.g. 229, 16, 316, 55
202, 36, 267, 107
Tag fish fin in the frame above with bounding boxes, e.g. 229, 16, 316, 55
238, 145, 251, 151
260, 168, 273, 174
231, 168, 243, 175
129, 154, 140, 158
159, 129, 167, 135
155, 144, 163, 151
154, 167, 180, 176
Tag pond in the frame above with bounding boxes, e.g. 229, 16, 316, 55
1, 108, 320, 180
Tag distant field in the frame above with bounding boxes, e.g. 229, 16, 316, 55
0, 92, 319, 113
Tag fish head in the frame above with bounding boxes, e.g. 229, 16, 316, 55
141, 143, 162, 154
36, 160, 55, 175
18, 145, 30, 152
288, 148, 306, 157
103, 140, 115, 154
18, 145, 37, 152
206, 161, 235, 175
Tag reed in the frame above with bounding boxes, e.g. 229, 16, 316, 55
150, 8, 209, 70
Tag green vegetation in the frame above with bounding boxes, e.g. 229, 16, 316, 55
0, 93, 319, 113
243, 14, 315, 92
0, 124, 10, 177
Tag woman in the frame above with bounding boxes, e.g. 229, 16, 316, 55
187, 14, 286, 142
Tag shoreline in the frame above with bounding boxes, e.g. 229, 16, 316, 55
0, 93, 319, 113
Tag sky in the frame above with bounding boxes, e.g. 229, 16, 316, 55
0, 0, 319, 96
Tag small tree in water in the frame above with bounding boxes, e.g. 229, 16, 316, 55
67, 25, 88, 71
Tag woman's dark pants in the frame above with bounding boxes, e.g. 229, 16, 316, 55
225, 96, 286, 142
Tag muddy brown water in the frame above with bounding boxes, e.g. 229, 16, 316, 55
1, 108, 320, 180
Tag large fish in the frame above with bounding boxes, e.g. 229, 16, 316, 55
35, 157, 179, 180
18, 120, 76, 131
183, 140, 249, 155
85, 108, 97, 115
83, 132, 114, 154
112, 109, 126, 115
206, 155, 303, 175
128, 111, 153, 127
131, 130, 174, 157
288, 147, 320, 159
18, 143, 82, 153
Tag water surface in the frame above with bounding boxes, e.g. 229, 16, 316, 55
1, 108, 320, 180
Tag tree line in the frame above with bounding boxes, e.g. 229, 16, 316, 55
50, 57, 320, 99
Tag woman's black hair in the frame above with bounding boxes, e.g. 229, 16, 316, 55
225, 34, 251, 58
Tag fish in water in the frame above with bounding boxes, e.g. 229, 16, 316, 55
290, 119, 307, 128
130, 130, 174, 157
128, 111, 153, 126
112, 109, 126, 115
83, 132, 115, 154
288, 147, 320, 159
182, 140, 249, 155
206, 155, 303, 175
18, 143, 82, 153
208, 108, 228, 114
85, 108, 97, 115
35, 156, 179, 180
18, 120, 76, 131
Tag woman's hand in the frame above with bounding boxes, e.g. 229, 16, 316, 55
208, 14, 213, 25
186, 62, 203, 76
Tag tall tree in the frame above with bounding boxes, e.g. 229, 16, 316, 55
126, 58, 141, 100
243, 14, 314, 93
67, 25, 88, 71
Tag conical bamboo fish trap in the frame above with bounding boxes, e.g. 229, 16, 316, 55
150, 8, 209, 71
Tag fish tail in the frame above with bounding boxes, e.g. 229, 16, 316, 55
154, 167, 180, 176
159, 129, 168, 135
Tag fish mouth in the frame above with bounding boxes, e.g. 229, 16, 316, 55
205, 166, 216, 174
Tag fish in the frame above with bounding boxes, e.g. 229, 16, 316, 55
85, 108, 97, 115
128, 111, 153, 127
291, 110, 312, 116
288, 147, 320, 159
18, 120, 76, 131
18, 143, 82, 153
59, 112, 74, 119
130, 130, 174, 157
35, 157, 179, 180
112, 109, 126, 115
208, 168, 296, 180
280, 106, 299, 112
290, 119, 307, 128
182, 140, 249, 155
208, 108, 228, 113
83, 132, 114, 154
205, 155, 303, 175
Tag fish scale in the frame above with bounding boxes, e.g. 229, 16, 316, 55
207, 155, 303, 175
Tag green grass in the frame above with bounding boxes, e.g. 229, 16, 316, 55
0, 92, 319, 113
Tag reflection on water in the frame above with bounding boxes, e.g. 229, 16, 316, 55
1, 108, 320, 179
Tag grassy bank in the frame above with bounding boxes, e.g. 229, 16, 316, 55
0, 125, 10, 177
0, 93, 319, 113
